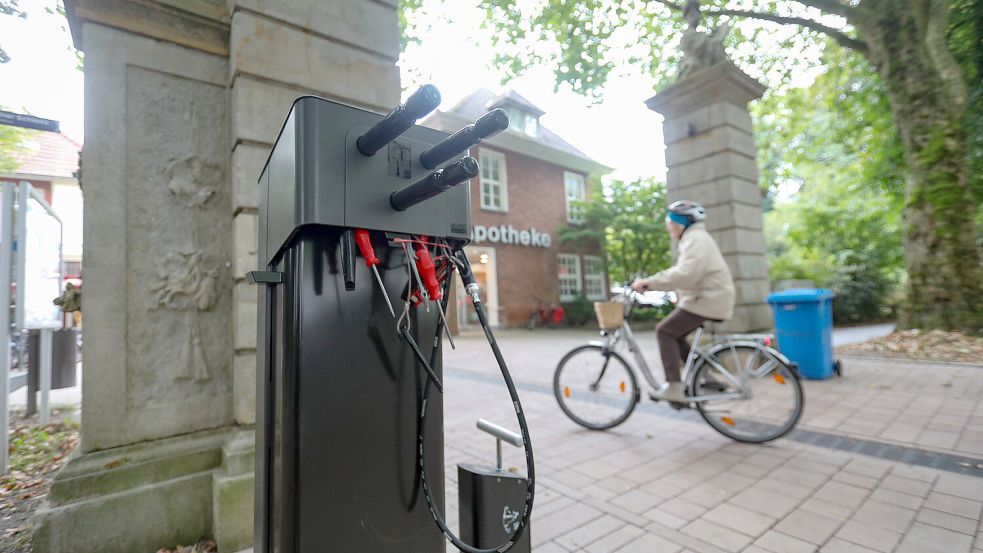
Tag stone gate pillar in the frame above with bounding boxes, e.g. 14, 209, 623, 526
646, 61, 773, 332
36, 1, 401, 552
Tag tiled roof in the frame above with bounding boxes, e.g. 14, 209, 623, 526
8, 131, 81, 179
486, 90, 545, 117
443, 88, 591, 159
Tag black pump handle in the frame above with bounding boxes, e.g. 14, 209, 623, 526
419, 109, 509, 169
389, 156, 479, 211
356, 84, 442, 156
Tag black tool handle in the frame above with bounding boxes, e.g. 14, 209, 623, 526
341, 230, 356, 291
356, 84, 442, 156
389, 156, 479, 211
419, 109, 509, 169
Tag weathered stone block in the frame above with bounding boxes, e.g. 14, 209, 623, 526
672, 177, 762, 209
214, 472, 254, 553
231, 143, 268, 211
80, 23, 232, 453
234, 212, 258, 279
724, 253, 770, 280
704, 202, 765, 232
714, 227, 767, 256
746, 302, 774, 331
233, 353, 256, 425
229, 0, 399, 60
663, 101, 753, 144
229, 12, 399, 111
734, 279, 772, 306
213, 429, 255, 553
231, 76, 303, 146
33, 428, 233, 553
234, 280, 257, 350
668, 151, 759, 189
665, 124, 756, 166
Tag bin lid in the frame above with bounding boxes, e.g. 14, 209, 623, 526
766, 288, 835, 304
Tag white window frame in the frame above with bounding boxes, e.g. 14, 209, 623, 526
557, 253, 582, 302
479, 149, 508, 212
564, 171, 586, 224
582, 255, 607, 301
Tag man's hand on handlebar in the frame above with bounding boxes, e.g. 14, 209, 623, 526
630, 279, 649, 293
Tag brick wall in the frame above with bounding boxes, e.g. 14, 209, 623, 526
467, 145, 606, 327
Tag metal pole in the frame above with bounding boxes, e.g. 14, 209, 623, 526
0, 184, 15, 474
496, 439, 502, 471
13, 183, 27, 330
39, 329, 51, 426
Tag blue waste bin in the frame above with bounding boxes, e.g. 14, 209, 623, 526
766, 288, 836, 380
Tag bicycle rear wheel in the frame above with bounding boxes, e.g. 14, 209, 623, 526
553, 345, 639, 430
692, 344, 803, 443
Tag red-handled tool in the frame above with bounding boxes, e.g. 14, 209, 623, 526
354, 229, 396, 318
415, 240, 442, 301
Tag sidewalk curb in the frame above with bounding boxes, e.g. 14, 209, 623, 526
836, 353, 983, 370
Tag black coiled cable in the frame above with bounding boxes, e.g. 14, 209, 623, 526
415, 249, 535, 553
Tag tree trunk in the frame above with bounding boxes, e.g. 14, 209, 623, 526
860, 5, 983, 332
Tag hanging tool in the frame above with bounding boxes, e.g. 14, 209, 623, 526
415, 240, 442, 301
340, 229, 356, 291
354, 229, 396, 318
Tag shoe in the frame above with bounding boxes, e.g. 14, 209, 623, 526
648, 382, 689, 403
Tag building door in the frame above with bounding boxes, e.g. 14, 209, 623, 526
458, 246, 499, 328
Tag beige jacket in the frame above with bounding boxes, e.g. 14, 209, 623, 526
642, 223, 735, 321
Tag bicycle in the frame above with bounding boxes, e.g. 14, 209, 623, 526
553, 288, 804, 443
525, 297, 565, 330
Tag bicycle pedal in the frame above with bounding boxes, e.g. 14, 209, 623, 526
668, 401, 690, 410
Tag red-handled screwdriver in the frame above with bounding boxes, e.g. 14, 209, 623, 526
414, 241, 442, 301
354, 229, 396, 318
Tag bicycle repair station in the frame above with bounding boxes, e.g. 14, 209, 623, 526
248, 85, 534, 553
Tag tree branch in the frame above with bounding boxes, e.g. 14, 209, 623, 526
649, 0, 683, 12
706, 7, 868, 53
790, 0, 860, 22
924, 0, 968, 111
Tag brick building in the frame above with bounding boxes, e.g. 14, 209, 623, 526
425, 89, 612, 328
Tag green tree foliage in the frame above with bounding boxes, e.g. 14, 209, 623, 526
0, 122, 28, 174
758, 43, 906, 323
559, 177, 671, 285
462, 0, 983, 331
0, 0, 26, 64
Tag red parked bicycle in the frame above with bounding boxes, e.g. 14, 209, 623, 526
525, 298, 564, 329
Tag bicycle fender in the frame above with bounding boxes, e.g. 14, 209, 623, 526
685, 341, 795, 389
716, 340, 793, 366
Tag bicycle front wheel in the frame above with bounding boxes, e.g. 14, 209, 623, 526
692, 344, 803, 443
553, 345, 639, 430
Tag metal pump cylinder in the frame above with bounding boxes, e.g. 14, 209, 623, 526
390, 156, 479, 211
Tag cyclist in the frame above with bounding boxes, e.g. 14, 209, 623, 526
631, 200, 735, 403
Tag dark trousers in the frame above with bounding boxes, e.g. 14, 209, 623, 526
656, 308, 709, 382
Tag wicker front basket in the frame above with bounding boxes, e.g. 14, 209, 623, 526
593, 302, 624, 330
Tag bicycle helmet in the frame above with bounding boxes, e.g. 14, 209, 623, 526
667, 200, 706, 227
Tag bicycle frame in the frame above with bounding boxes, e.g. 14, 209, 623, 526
593, 291, 792, 404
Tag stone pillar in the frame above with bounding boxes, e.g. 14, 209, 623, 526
35, 1, 401, 552
646, 61, 772, 332
227, 0, 401, 428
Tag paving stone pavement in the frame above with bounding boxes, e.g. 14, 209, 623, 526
438, 330, 983, 553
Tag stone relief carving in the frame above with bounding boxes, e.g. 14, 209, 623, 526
163, 155, 222, 208
677, 0, 731, 81
151, 251, 219, 382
